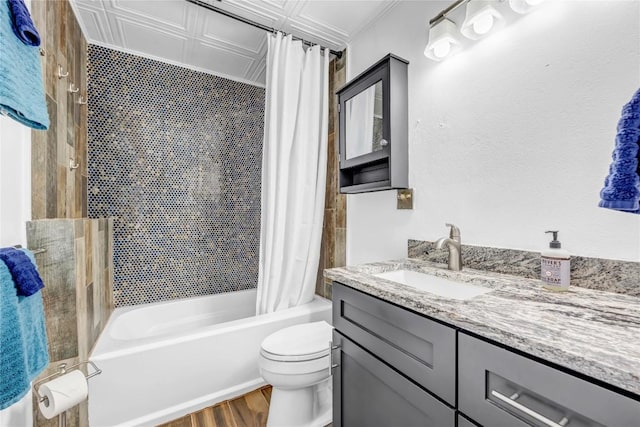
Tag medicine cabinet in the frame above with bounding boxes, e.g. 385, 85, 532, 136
337, 54, 409, 193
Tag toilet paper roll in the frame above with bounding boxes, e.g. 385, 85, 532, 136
37, 370, 88, 419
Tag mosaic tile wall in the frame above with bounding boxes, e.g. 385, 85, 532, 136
87, 45, 265, 307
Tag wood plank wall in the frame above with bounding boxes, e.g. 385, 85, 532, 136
31, 0, 88, 219
26, 218, 114, 427
26, 2, 113, 426
316, 51, 348, 300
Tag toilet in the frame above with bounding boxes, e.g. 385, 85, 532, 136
259, 321, 334, 427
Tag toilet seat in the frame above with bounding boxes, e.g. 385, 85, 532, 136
260, 321, 333, 362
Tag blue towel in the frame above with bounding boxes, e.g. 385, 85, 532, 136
617, 111, 640, 131
0, 250, 49, 410
599, 88, 640, 214
0, 247, 44, 296
8, 0, 40, 46
0, 0, 49, 130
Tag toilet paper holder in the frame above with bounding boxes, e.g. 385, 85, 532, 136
33, 360, 102, 406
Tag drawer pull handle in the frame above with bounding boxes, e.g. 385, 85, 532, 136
329, 340, 341, 375
491, 390, 570, 427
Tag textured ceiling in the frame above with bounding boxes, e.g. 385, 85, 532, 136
70, 0, 400, 86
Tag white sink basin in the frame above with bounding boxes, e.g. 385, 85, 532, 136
374, 269, 493, 301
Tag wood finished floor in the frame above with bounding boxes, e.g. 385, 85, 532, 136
158, 386, 272, 427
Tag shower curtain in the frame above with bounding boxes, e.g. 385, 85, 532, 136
256, 33, 329, 315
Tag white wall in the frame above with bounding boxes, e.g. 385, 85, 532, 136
346, 0, 640, 264
0, 115, 31, 247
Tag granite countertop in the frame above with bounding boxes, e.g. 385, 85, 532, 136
325, 258, 640, 397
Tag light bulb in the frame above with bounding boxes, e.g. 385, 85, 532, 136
473, 13, 494, 35
424, 18, 461, 61
432, 40, 451, 58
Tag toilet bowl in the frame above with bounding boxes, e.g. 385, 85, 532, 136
259, 321, 334, 427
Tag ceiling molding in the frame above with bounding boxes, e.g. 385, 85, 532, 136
71, 2, 107, 43
247, 59, 267, 83
75, 5, 113, 44
245, 38, 268, 81
73, 0, 106, 13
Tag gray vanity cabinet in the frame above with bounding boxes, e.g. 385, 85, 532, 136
332, 283, 456, 404
332, 331, 455, 427
458, 333, 640, 427
331, 281, 640, 427
331, 282, 456, 427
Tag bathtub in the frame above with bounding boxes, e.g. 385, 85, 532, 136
88, 289, 332, 427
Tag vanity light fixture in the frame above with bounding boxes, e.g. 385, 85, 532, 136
424, 0, 545, 61
460, 0, 505, 40
424, 18, 462, 61
509, 0, 545, 14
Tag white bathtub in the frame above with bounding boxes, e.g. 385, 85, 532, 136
88, 289, 332, 427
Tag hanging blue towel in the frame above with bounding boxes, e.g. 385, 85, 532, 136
0, 247, 44, 296
599, 88, 640, 214
8, 0, 40, 46
0, 250, 49, 410
0, 0, 49, 130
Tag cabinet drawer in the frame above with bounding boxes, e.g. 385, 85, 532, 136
333, 331, 455, 427
332, 282, 456, 405
458, 333, 640, 427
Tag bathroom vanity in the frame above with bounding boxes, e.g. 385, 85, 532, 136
326, 260, 640, 427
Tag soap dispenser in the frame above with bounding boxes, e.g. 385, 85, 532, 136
541, 230, 570, 291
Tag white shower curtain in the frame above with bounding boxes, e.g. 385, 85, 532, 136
256, 33, 329, 315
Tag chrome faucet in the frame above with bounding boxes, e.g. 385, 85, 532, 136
435, 223, 462, 271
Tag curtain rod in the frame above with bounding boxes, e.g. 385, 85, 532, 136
186, 0, 343, 59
